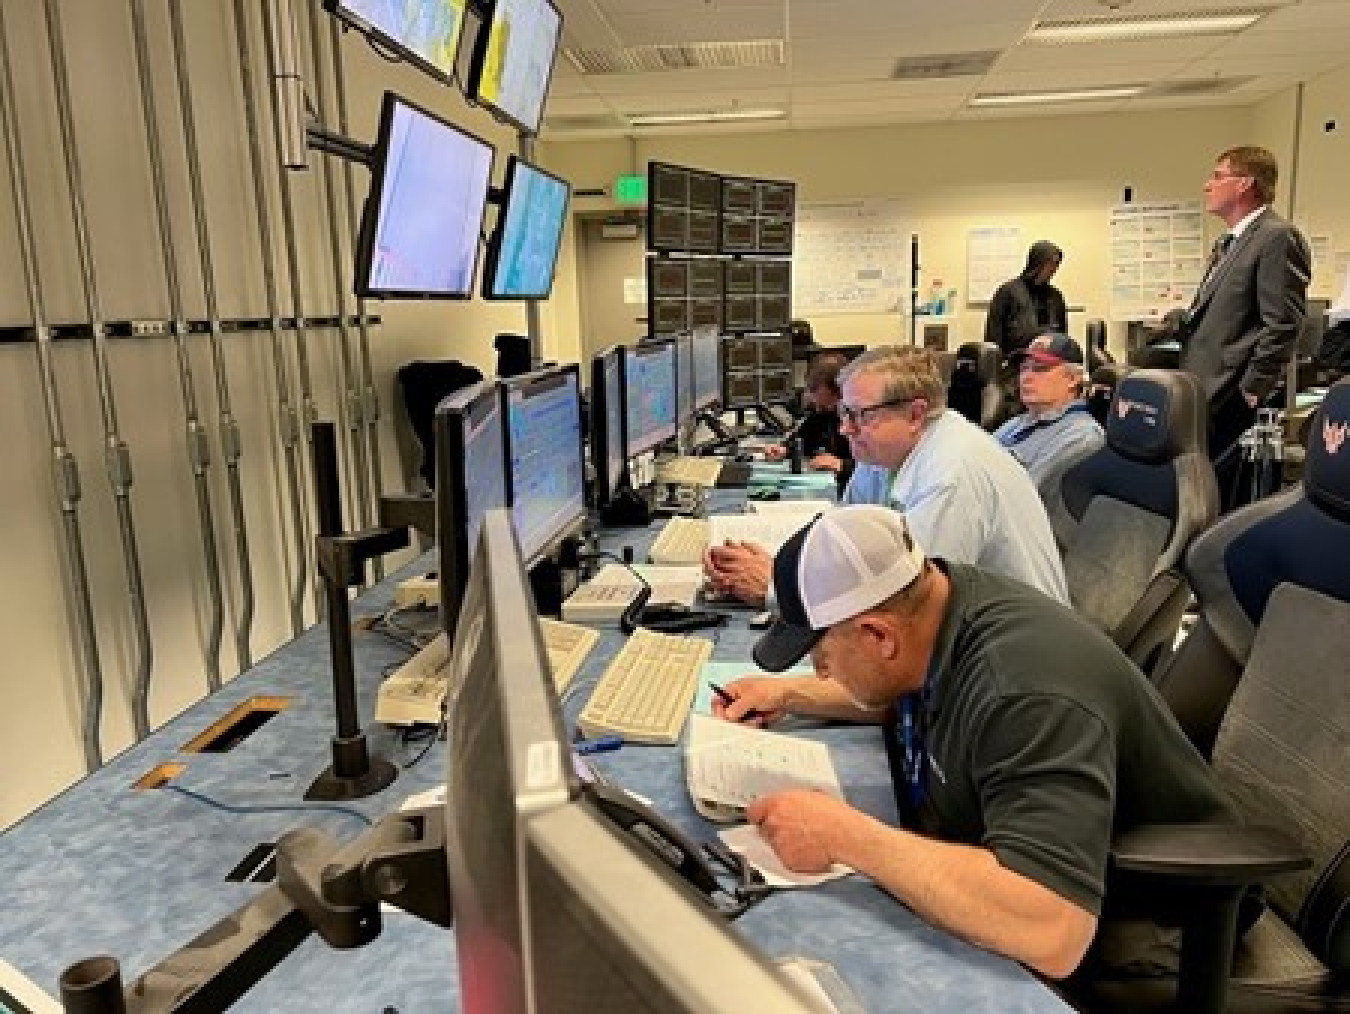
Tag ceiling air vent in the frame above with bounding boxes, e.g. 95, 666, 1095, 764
564, 39, 784, 75
1148, 76, 1253, 96
891, 50, 1000, 80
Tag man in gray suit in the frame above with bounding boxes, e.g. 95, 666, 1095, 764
1182, 145, 1311, 508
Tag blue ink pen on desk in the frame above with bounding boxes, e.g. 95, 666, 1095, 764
575, 735, 624, 756
708, 683, 767, 722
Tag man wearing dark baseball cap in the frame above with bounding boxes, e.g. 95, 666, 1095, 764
994, 332, 1104, 495
718, 505, 1235, 981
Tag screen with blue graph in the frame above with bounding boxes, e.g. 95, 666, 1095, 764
623, 341, 677, 456
504, 366, 585, 561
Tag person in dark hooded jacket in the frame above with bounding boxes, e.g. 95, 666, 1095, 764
984, 241, 1069, 357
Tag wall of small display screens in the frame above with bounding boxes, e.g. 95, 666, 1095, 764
645, 160, 796, 338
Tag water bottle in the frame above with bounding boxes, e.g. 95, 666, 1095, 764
788, 437, 803, 474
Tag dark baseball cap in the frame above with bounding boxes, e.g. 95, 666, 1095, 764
1011, 333, 1084, 367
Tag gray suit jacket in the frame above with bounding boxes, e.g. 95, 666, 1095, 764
1181, 207, 1312, 403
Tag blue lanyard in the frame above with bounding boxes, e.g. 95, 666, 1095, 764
896, 684, 932, 810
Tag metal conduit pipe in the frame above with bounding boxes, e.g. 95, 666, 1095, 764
0, 1, 105, 772
42, 0, 155, 741
167, 0, 255, 670
263, 0, 323, 620
304, 1, 372, 543
329, 17, 386, 580
242, 0, 309, 635
127, 0, 224, 694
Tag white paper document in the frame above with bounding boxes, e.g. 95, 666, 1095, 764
685, 713, 844, 823
588, 562, 703, 608
746, 498, 834, 517
718, 823, 854, 888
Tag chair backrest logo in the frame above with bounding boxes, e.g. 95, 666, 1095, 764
1325, 417, 1348, 456
1116, 397, 1160, 427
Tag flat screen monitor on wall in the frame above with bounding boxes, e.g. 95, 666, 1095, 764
465, 0, 563, 135
483, 156, 570, 300
324, 0, 469, 88
354, 92, 493, 299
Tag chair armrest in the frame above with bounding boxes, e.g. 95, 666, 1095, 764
1112, 568, 1187, 663
1112, 822, 1310, 887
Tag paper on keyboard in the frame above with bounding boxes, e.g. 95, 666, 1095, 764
708, 514, 817, 553
717, 823, 854, 888
589, 562, 702, 608
685, 713, 844, 823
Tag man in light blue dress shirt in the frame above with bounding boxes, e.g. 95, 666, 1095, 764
705, 346, 1068, 605
993, 333, 1105, 504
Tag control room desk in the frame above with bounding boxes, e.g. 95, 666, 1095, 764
0, 507, 1071, 1013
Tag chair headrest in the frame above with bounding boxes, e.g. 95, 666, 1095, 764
1305, 378, 1350, 521
1105, 369, 1205, 464
1090, 362, 1132, 388
951, 341, 1001, 384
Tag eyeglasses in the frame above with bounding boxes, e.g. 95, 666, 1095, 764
837, 396, 916, 428
1018, 359, 1068, 374
1207, 169, 1249, 183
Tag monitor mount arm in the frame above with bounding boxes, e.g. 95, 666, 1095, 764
56, 808, 451, 1014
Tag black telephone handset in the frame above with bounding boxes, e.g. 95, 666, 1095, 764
584, 781, 722, 898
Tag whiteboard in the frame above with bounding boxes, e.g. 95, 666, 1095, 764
967, 226, 1023, 304
792, 199, 912, 314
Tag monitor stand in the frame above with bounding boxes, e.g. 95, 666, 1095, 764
600, 486, 653, 528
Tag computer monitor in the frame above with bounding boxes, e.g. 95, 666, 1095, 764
1300, 297, 1331, 357
589, 345, 627, 507
674, 333, 695, 440
444, 509, 573, 1013
434, 379, 507, 636
623, 340, 677, 457
464, 0, 563, 135
445, 511, 823, 1014
647, 161, 724, 256
323, 0, 468, 88
482, 155, 570, 300
758, 334, 794, 370
354, 92, 493, 299
691, 330, 722, 411
502, 364, 586, 563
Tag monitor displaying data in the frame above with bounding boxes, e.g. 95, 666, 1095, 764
466, 0, 563, 135
674, 334, 694, 438
325, 0, 468, 87
484, 156, 570, 300
691, 329, 722, 411
355, 93, 493, 299
623, 341, 677, 456
435, 379, 506, 634
503, 365, 585, 562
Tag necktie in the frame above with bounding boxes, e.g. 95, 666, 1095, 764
1190, 233, 1234, 316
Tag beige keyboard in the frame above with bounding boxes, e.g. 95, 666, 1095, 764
376, 620, 599, 725
577, 627, 714, 745
539, 617, 600, 693
657, 455, 724, 487
649, 516, 711, 565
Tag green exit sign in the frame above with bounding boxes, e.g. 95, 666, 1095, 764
614, 174, 647, 204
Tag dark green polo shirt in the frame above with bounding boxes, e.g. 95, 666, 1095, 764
905, 562, 1235, 916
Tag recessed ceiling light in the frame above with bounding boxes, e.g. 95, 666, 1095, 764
1029, 10, 1269, 42
969, 86, 1145, 107
626, 108, 786, 127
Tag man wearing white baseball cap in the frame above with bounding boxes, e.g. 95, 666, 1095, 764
717, 505, 1235, 981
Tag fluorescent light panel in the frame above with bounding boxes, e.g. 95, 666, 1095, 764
970, 86, 1144, 107
1029, 10, 1268, 43
627, 108, 786, 126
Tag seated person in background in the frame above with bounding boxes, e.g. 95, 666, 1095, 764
718, 506, 1237, 981
762, 352, 854, 484
993, 333, 1104, 492
704, 347, 1068, 605
984, 240, 1068, 357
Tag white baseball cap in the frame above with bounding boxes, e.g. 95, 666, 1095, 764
753, 505, 928, 672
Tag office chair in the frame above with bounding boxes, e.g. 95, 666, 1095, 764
395, 360, 485, 489
495, 333, 532, 378
1055, 369, 1219, 674
1086, 362, 1133, 427
947, 340, 1007, 430
1072, 382, 1350, 1014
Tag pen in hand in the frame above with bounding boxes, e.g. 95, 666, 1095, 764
709, 682, 767, 722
